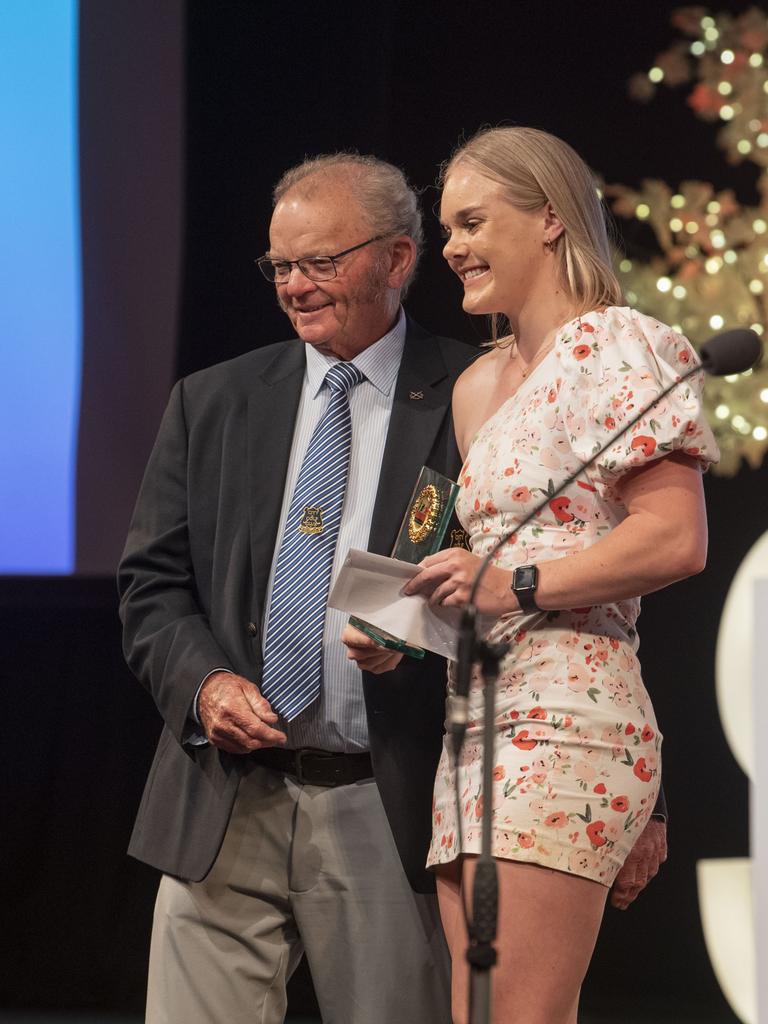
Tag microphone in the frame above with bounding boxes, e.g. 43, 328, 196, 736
448, 326, 762, 755
699, 328, 762, 376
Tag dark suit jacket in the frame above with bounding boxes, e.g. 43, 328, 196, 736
118, 319, 475, 892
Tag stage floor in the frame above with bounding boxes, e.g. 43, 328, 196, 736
0, 1010, 741, 1023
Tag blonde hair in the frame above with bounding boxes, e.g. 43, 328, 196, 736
441, 126, 623, 339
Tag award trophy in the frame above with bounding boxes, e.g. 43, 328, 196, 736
349, 465, 461, 658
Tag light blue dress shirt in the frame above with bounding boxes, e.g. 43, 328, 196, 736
262, 310, 407, 751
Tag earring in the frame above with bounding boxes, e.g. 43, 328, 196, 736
544, 238, 556, 253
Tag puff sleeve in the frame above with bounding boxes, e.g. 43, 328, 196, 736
556, 307, 719, 492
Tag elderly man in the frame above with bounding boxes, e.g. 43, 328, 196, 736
119, 152, 666, 1024
119, 154, 473, 1024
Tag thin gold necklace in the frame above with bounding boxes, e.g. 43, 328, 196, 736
517, 338, 556, 378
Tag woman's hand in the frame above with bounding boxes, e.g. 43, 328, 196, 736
403, 548, 518, 617
341, 624, 404, 674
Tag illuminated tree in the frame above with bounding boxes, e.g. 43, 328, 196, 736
607, 5, 768, 473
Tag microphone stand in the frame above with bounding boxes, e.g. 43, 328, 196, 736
453, 608, 508, 1024
455, 360, 711, 1024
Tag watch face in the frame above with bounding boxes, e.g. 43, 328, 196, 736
515, 565, 537, 591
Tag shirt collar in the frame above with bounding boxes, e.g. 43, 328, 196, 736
304, 307, 407, 398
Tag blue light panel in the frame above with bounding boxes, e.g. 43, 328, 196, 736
0, 2, 80, 573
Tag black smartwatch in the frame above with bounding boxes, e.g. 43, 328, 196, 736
512, 564, 540, 613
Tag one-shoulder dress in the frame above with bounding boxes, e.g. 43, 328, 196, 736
427, 307, 718, 885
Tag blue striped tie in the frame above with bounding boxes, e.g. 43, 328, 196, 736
260, 361, 365, 721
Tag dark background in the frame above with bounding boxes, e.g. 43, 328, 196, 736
3, 0, 764, 1019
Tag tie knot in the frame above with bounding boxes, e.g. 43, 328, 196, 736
324, 361, 365, 394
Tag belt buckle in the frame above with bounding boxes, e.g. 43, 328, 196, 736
294, 748, 341, 787
294, 748, 330, 786
294, 748, 310, 785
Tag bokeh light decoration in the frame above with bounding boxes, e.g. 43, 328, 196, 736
606, 5, 768, 473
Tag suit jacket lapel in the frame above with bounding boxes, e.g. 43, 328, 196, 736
368, 320, 454, 555
246, 341, 306, 619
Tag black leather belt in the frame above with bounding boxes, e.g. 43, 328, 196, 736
251, 747, 373, 787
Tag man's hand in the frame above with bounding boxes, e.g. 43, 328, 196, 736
610, 818, 668, 910
198, 671, 287, 754
341, 624, 404, 674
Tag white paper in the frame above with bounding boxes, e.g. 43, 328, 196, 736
328, 548, 461, 660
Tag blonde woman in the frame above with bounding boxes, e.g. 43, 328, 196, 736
399, 127, 719, 1023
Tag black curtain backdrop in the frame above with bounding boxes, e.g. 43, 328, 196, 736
3, 0, 764, 1019
76, 0, 184, 574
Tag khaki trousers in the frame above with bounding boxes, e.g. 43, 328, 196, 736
146, 763, 451, 1024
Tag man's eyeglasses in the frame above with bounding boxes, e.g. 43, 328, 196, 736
255, 235, 387, 283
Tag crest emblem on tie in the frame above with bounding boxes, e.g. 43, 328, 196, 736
408, 484, 442, 543
409, 390, 424, 400
299, 506, 324, 534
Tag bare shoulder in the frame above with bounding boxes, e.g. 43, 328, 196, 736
454, 346, 501, 398
453, 346, 506, 457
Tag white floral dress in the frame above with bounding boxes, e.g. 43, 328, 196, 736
427, 307, 719, 885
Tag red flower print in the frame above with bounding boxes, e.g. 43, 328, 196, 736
573, 344, 592, 361
577, 481, 596, 492
630, 435, 657, 458
633, 757, 653, 782
586, 820, 607, 847
605, 416, 616, 429
485, 500, 498, 514
504, 466, 515, 476
609, 638, 619, 650
593, 783, 607, 794
512, 486, 531, 502
625, 723, 636, 735
641, 725, 655, 742
611, 795, 630, 812
684, 420, 697, 436
547, 388, 557, 403
518, 832, 535, 849
678, 348, 691, 365
493, 765, 506, 781
511, 729, 537, 751
463, 474, 472, 488
527, 707, 547, 720
549, 496, 575, 523
474, 499, 480, 511
685, 447, 700, 456
510, 710, 520, 720
581, 322, 595, 333
475, 796, 484, 820
545, 811, 569, 828
514, 629, 527, 643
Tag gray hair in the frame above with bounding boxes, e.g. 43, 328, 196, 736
273, 153, 424, 295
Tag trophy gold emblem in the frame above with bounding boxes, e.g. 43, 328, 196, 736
408, 484, 442, 544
